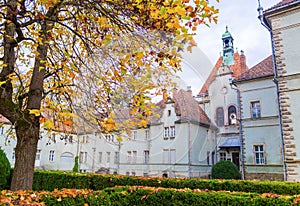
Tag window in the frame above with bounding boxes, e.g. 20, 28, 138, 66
145, 130, 149, 140
143, 173, 148, 177
69, 136, 73, 143
163, 149, 168, 164
254, 145, 265, 164
144, 150, 149, 164
80, 151, 87, 163
12, 148, 15, 160
127, 151, 131, 163
0, 126, 4, 135
164, 126, 175, 139
132, 151, 137, 163
163, 149, 176, 164
106, 152, 111, 163
105, 134, 114, 143
126, 172, 130, 176
219, 152, 226, 161
164, 127, 169, 138
49, 150, 55, 162
216, 107, 224, 126
207, 151, 210, 165
131, 171, 136, 176
114, 152, 119, 164
251, 101, 261, 118
99, 152, 102, 163
36, 149, 41, 160
168, 110, 171, 116
170, 126, 175, 138
170, 149, 176, 164
228, 105, 237, 125
82, 136, 89, 143
132, 131, 137, 140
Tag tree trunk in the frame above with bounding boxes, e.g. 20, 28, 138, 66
10, 121, 39, 191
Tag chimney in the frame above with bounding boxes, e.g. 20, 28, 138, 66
240, 50, 247, 73
187, 86, 192, 95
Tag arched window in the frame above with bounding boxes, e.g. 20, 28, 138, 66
228, 105, 237, 125
216, 107, 224, 126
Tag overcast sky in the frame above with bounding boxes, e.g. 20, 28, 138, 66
177, 0, 280, 95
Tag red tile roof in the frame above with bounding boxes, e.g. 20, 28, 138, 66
265, 0, 299, 12
173, 89, 211, 126
234, 55, 274, 82
199, 52, 248, 94
0, 115, 10, 123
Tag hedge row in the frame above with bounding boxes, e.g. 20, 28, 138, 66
1, 186, 299, 206
31, 170, 300, 195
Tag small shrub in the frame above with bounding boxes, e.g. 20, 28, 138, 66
72, 156, 79, 172
0, 149, 11, 190
211, 160, 241, 180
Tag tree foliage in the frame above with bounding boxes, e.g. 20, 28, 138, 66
0, 0, 218, 190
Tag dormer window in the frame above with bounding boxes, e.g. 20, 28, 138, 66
168, 110, 171, 116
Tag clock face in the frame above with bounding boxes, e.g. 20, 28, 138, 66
222, 86, 228, 94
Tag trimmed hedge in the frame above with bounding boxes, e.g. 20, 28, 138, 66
0, 186, 298, 206
31, 170, 300, 195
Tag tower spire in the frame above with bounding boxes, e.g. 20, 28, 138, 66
222, 26, 235, 66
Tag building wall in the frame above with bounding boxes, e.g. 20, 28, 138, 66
267, 4, 300, 181
0, 95, 214, 178
238, 77, 283, 180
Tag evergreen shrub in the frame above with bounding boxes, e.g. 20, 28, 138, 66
0, 149, 11, 190
72, 156, 79, 172
211, 160, 241, 180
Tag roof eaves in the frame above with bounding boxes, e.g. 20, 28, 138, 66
264, 0, 300, 15
233, 74, 274, 83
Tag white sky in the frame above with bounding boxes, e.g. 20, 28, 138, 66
177, 0, 280, 95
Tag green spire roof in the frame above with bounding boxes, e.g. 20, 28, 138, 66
222, 26, 232, 39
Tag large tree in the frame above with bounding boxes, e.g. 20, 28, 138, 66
0, 0, 218, 190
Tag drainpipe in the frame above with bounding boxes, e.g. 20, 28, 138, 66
230, 81, 245, 180
257, 0, 287, 181
188, 120, 191, 178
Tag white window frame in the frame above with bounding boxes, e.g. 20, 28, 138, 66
250, 101, 261, 118
106, 152, 111, 163
144, 150, 149, 164
164, 127, 169, 138
253, 144, 265, 165
49, 150, 55, 162
80, 151, 87, 163
132, 151, 137, 163
99, 152, 102, 163
145, 130, 149, 140
170, 126, 175, 138
219, 152, 226, 161
127, 151, 132, 163
114, 152, 119, 164
163, 149, 176, 164
36, 149, 41, 160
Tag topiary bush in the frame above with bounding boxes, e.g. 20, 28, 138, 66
211, 160, 241, 180
0, 149, 11, 190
